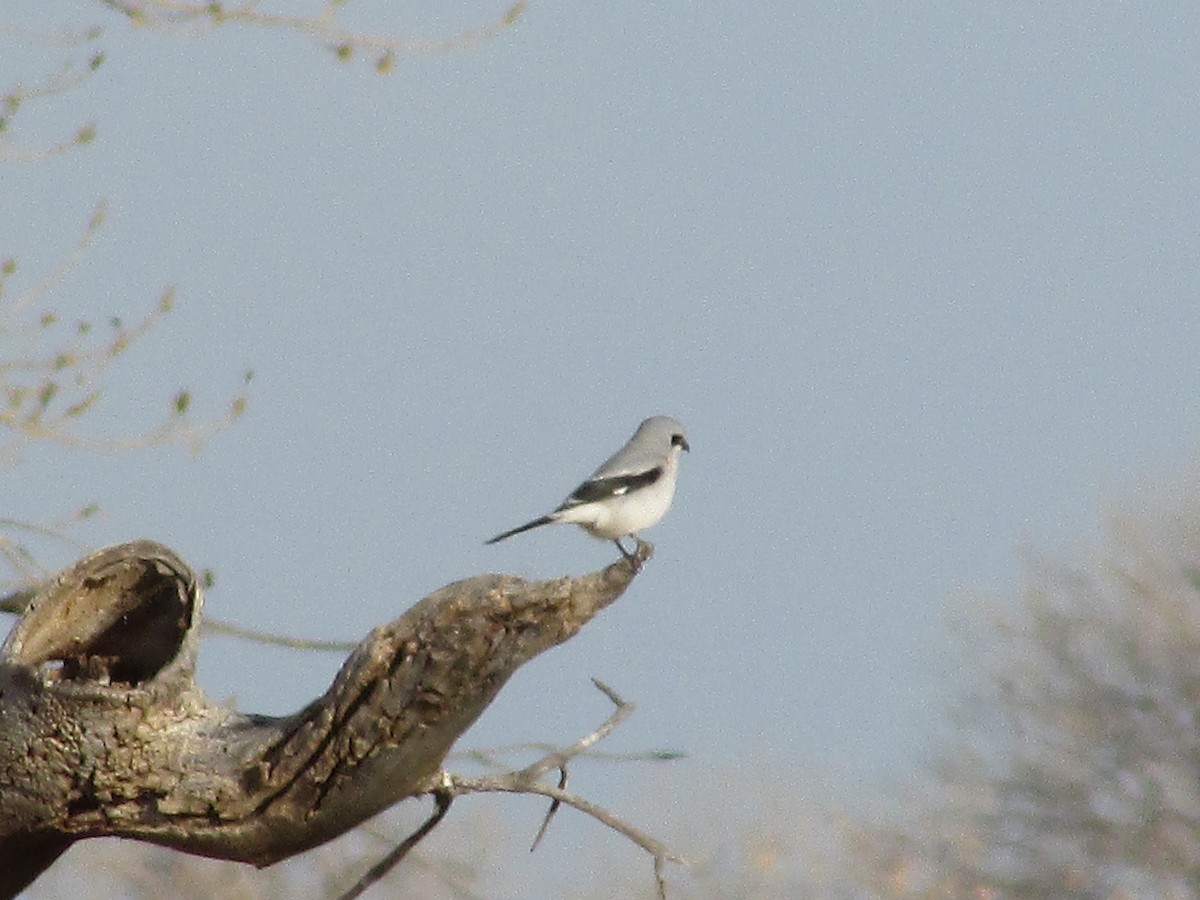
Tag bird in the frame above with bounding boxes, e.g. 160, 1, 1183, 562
486, 415, 689, 558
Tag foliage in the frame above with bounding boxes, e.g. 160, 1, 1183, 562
487, 485, 1200, 899
0, 0, 526, 586
0, 0, 523, 583
815, 492, 1200, 898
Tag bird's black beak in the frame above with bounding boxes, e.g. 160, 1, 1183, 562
673, 434, 690, 452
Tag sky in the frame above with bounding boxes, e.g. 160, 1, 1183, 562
6, 1, 1200, 896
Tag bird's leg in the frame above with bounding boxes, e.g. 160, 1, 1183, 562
613, 537, 637, 562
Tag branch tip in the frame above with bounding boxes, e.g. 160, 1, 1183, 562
590, 676, 626, 708
529, 765, 567, 852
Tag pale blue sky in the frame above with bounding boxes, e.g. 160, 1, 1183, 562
6, 1, 1200, 894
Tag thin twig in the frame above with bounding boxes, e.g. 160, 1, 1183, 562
435, 679, 684, 899
336, 789, 453, 900
529, 764, 566, 852
1, 203, 106, 317
356, 819, 490, 900
98, 0, 526, 58
516, 677, 636, 782
202, 616, 358, 652
450, 743, 686, 767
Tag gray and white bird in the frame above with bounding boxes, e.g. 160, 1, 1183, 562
486, 415, 689, 557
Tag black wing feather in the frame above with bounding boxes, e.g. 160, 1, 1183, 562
559, 467, 663, 509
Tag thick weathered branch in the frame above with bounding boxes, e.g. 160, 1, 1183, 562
0, 539, 648, 898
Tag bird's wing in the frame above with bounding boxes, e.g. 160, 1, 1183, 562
587, 442, 659, 479
559, 466, 663, 509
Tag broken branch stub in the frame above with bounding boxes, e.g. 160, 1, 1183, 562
0, 539, 648, 898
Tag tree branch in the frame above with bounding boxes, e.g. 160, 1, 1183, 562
413, 679, 687, 900
0, 538, 652, 898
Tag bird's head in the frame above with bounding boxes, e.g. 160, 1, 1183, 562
637, 415, 689, 455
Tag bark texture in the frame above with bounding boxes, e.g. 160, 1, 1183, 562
0, 540, 646, 898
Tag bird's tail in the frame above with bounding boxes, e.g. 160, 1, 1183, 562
485, 515, 555, 545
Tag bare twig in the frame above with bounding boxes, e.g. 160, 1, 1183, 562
0, 31, 104, 163
0, 208, 249, 459
201, 616, 358, 652
0, 512, 96, 597
529, 763, 567, 852
0, 203, 106, 317
439, 680, 684, 899
336, 789, 453, 900
450, 743, 686, 768
340, 680, 681, 899
97, 0, 526, 66
355, 819, 490, 900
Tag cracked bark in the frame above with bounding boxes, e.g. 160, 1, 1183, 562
0, 539, 647, 898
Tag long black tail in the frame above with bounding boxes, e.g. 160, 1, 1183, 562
485, 515, 555, 545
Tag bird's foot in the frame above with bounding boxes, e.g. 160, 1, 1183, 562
613, 537, 653, 571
